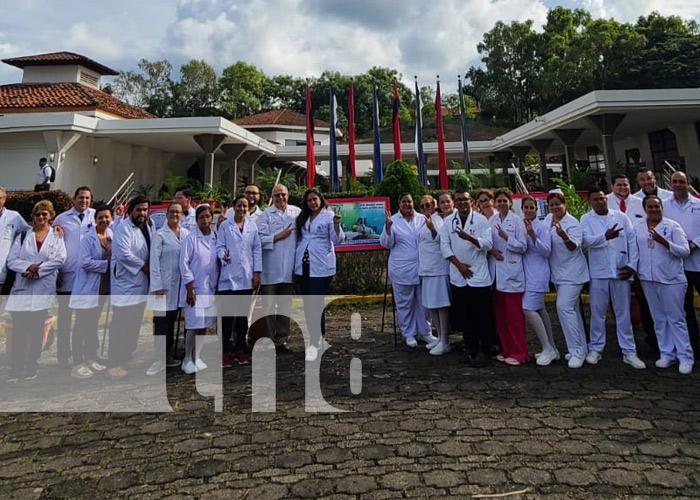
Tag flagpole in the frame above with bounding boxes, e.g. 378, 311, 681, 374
435, 75, 449, 190
458, 74, 472, 172
414, 76, 426, 187
392, 79, 402, 161
372, 84, 383, 184
348, 80, 357, 183
305, 82, 316, 187
329, 86, 339, 193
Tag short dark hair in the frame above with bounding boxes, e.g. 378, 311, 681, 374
547, 192, 565, 205
93, 203, 112, 217
611, 174, 629, 184
39, 157, 47, 163
454, 189, 470, 197
232, 195, 247, 207
493, 189, 512, 203
637, 167, 653, 175
397, 192, 413, 203
195, 204, 213, 220
642, 194, 662, 209
175, 186, 194, 199
74, 186, 92, 199
437, 191, 453, 201
127, 195, 150, 214
587, 188, 605, 198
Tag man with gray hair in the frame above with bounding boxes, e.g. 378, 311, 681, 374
0, 187, 30, 295
256, 184, 301, 353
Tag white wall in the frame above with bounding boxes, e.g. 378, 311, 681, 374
0, 132, 48, 191
670, 123, 700, 178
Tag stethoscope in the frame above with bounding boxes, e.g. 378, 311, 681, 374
452, 210, 475, 233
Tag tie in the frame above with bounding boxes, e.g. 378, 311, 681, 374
620, 199, 626, 213
78, 212, 85, 222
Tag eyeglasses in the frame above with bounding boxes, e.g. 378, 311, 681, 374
35, 212, 50, 217
454, 198, 470, 203
419, 203, 432, 208
273, 193, 287, 198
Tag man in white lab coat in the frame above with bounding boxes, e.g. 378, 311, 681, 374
256, 185, 301, 353
634, 167, 673, 202
53, 186, 96, 367
0, 186, 30, 296
607, 174, 644, 223
174, 186, 197, 232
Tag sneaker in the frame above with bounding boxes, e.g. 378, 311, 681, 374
166, 356, 181, 368
568, 355, 585, 369
679, 363, 693, 375
85, 360, 106, 373
504, 357, 521, 366
585, 351, 602, 365
533, 351, 543, 359
429, 342, 450, 356
71, 364, 94, 379
275, 345, 294, 355
655, 358, 677, 369
536, 349, 559, 367
417, 333, 438, 345
221, 352, 233, 368
622, 354, 646, 369
565, 353, 571, 361
426, 339, 440, 350
495, 354, 506, 362
146, 360, 166, 376
234, 350, 250, 365
107, 366, 128, 378
194, 359, 208, 371
305, 345, 318, 362
181, 361, 197, 375
405, 337, 418, 348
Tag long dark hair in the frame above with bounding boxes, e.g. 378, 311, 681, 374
296, 188, 328, 237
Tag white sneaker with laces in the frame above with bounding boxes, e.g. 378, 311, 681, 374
622, 354, 646, 369
568, 355, 585, 369
194, 359, 208, 371
429, 342, 450, 356
146, 360, 166, 376
536, 349, 558, 366
305, 345, 318, 362
585, 351, 602, 365
405, 337, 418, 348
417, 333, 438, 345
426, 339, 440, 350
655, 358, 676, 369
182, 361, 197, 374
679, 362, 693, 375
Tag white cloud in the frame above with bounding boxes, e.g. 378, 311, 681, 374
581, 0, 700, 21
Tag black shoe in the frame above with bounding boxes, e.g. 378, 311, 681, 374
470, 351, 489, 368
275, 345, 294, 355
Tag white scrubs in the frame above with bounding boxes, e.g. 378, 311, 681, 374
179, 229, 219, 330
522, 218, 551, 311
418, 214, 450, 309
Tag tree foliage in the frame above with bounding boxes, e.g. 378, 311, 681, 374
374, 160, 426, 213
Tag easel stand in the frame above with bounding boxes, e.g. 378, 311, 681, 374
380, 250, 398, 346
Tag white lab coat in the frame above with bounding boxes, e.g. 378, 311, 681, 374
216, 219, 262, 291
180, 207, 198, 233
663, 196, 700, 272
544, 213, 589, 285
489, 211, 527, 293
6, 228, 66, 311
69, 229, 112, 310
635, 217, 690, 284
522, 218, 551, 293
54, 207, 96, 291
294, 209, 344, 278
257, 204, 301, 285
380, 212, 422, 285
111, 218, 154, 307
634, 187, 673, 202
581, 209, 638, 279
418, 214, 448, 277
439, 210, 493, 288
0, 208, 30, 284
179, 229, 219, 329
225, 205, 263, 223
607, 193, 644, 224
149, 225, 189, 312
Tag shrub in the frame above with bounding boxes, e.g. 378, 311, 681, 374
374, 160, 425, 213
5, 190, 73, 221
331, 250, 387, 295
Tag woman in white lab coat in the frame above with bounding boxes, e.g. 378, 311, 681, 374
68, 204, 113, 379
146, 202, 188, 376
417, 194, 451, 355
294, 188, 345, 362
179, 204, 219, 374
489, 190, 529, 365
6, 200, 66, 382
381, 193, 436, 350
636, 195, 694, 374
217, 195, 262, 367
545, 192, 590, 369
521, 195, 557, 366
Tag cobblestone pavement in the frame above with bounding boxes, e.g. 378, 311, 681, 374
2, 303, 700, 499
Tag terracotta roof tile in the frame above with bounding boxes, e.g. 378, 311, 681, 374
2, 52, 118, 75
234, 108, 329, 128
0, 82, 155, 119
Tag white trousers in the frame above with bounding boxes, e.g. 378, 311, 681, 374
589, 278, 637, 355
641, 281, 694, 364
393, 283, 430, 339
555, 284, 587, 358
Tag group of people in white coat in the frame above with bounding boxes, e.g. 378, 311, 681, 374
2, 183, 344, 383
381, 167, 700, 375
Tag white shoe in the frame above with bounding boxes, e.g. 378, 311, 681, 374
146, 360, 166, 376
622, 354, 646, 369
679, 362, 693, 375
533, 351, 542, 359
182, 361, 197, 374
305, 345, 318, 362
85, 360, 106, 373
655, 358, 677, 369
426, 339, 440, 350
504, 357, 521, 366
585, 351, 602, 365
568, 355, 585, 369
194, 359, 208, 371
564, 353, 571, 361
429, 342, 450, 356
536, 349, 558, 366
405, 337, 418, 348
417, 333, 438, 345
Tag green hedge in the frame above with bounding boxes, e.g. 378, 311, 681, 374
5, 190, 73, 221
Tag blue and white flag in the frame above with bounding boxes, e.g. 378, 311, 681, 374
330, 87, 339, 192
373, 85, 383, 184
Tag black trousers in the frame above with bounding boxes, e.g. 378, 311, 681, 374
219, 290, 252, 353
108, 302, 146, 367
56, 291, 74, 364
72, 296, 108, 364
450, 284, 494, 356
153, 309, 179, 356
295, 275, 333, 346
683, 271, 700, 355
10, 310, 48, 377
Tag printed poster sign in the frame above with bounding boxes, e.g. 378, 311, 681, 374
327, 197, 390, 252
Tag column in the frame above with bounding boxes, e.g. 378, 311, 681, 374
193, 134, 226, 186
552, 129, 584, 180
529, 139, 554, 190
587, 114, 626, 185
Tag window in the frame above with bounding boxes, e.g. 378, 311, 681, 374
648, 129, 679, 172
625, 148, 641, 164
79, 71, 99, 88
586, 146, 605, 171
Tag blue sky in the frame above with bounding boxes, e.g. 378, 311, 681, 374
1, 0, 699, 90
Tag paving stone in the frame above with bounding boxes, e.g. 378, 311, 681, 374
379, 471, 422, 490
98, 471, 140, 491
336, 475, 378, 494
514, 440, 554, 456
644, 469, 691, 488
274, 451, 312, 469
617, 418, 654, 431
187, 459, 228, 478
357, 444, 394, 460
316, 447, 353, 464
511, 467, 552, 485
396, 442, 433, 458
554, 468, 597, 486
245, 484, 289, 500
290, 478, 334, 498
599, 468, 644, 487
638, 442, 678, 458
423, 470, 464, 487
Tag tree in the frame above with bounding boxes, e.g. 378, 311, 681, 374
263, 75, 306, 112
374, 160, 425, 213
219, 61, 270, 119
111, 58, 173, 110
170, 60, 220, 116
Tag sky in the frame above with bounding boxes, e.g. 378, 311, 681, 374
1, 0, 699, 91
